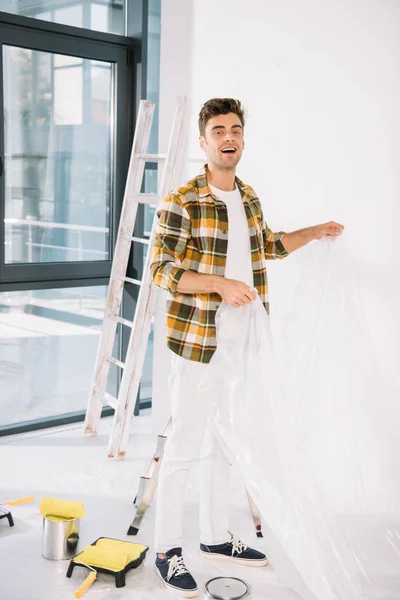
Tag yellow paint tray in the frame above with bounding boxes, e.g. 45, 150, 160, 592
66, 537, 148, 590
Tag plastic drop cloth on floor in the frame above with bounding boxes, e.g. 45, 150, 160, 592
202, 237, 400, 600
1, 414, 298, 600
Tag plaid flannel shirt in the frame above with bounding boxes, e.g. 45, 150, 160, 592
151, 165, 288, 363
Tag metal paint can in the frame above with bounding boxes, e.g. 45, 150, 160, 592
204, 577, 252, 600
42, 517, 80, 560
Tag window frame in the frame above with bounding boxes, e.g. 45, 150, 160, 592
0, 10, 138, 291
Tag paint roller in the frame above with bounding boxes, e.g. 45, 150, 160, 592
0, 497, 34, 527
73, 545, 131, 598
39, 498, 85, 521
67, 537, 148, 595
74, 570, 97, 599
4, 496, 34, 507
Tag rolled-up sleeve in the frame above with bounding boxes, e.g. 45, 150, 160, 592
151, 193, 191, 294
262, 218, 288, 260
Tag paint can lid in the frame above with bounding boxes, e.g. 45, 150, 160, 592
204, 577, 252, 600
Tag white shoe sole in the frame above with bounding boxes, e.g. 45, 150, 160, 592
200, 550, 269, 567
155, 565, 199, 598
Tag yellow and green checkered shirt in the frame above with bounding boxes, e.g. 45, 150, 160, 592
151, 165, 288, 363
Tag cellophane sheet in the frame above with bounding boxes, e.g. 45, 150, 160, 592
204, 237, 400, 600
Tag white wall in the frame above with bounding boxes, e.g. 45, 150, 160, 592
153, 0, 400, 430
151, 0, 195, 434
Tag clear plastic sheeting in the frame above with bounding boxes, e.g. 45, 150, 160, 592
204, 238, 400, 600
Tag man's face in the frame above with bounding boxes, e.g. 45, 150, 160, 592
199, 112, 244, 170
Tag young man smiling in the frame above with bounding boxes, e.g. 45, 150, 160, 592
151, 98, 344, 596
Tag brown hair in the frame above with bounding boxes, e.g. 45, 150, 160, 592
198, 98, 246, 136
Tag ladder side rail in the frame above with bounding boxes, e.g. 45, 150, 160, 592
107, 214, 159, 456
111, 263, 158, 457
157, 96, 189, 200
84, 101, 155, 434
107, 267, 156, 457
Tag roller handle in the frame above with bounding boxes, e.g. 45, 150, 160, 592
5, 496, 34, 506
74, 572, 97, 598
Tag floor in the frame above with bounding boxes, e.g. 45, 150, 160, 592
0, 414, 299, 600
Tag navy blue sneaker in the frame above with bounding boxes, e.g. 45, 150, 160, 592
200, 534, 268, 567
155, 547, 198, 597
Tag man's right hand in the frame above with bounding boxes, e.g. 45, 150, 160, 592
215, 278, 257, 307
175, 271, 257, 306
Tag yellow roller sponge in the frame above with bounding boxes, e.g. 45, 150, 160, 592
94, 538, 148, 562
76, 546, 130, 572
39, 498, 85, 521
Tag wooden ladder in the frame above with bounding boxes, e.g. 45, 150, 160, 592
84, 96, 188, 459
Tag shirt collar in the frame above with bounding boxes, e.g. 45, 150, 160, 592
196, 164, 255, 201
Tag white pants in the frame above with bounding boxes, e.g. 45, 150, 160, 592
154, 351, 231, 552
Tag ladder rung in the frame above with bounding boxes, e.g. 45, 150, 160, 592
94, 388, 118, 410
120, 276, 142, 286
126, 235, 150, 245
104, 355, 125, 369
137, 153, 166, 162
111, 316, 134, 328
136, 193, 159, 205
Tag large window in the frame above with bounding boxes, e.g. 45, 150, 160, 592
0, 16, 134, 287
4, 47, 113, 265
0, 285, 119, 429
0, 11, 137, 433
0, 1, 125, 35
0, 3, 160, 433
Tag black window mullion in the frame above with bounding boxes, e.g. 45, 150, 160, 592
0, 275, 111, 294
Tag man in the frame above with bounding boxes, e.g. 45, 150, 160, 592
151, 98, 344, 597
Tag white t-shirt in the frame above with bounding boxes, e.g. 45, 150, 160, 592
209, 184, 254, 346
209, 184, 253, 287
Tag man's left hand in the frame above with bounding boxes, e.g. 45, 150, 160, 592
312, 221, 344, 240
